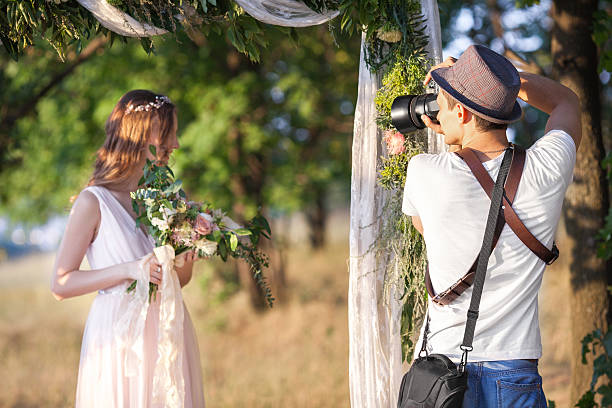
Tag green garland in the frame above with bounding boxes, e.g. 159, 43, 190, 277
303, 0, 432, 359
328, 0, 431, 360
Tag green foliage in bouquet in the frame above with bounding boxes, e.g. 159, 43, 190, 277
127, 145, 274, 306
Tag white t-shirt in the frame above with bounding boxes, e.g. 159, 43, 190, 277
402, 130, 576, 362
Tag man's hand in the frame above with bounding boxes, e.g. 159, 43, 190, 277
421, 114, 444, 134
421, 57, 457, 134
423, 56, 457, 86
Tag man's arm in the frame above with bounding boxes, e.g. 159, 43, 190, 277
517, 72, 581, 149
411, 216, 423, 235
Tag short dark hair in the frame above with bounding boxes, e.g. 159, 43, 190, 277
441, 90, 507, 132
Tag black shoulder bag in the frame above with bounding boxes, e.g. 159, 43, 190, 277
397, 147, 514, 408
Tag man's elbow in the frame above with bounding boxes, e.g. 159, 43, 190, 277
566, 88, 580, 110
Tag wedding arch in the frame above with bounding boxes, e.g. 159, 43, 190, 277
1, 1, 444, 406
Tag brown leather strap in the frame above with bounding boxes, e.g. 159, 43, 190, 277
426, 147, 525, 305
458, 147, 558, 265
426, 145, 559, 306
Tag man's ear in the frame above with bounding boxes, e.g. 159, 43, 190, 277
456, 104, 472, 125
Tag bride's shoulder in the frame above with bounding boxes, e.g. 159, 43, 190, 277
72, 187, 101, 217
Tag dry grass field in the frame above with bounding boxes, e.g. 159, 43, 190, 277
0, 235, 571, 407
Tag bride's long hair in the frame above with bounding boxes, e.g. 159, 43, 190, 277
87, 89, 177, 188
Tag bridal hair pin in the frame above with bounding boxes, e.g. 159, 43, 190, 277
125, 95, 172, 115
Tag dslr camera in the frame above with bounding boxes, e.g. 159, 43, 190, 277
391, 94, 440, 134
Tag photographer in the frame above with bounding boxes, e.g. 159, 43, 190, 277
401, 45, 580, 406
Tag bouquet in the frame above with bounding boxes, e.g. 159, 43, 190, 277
127, 145, 273, 306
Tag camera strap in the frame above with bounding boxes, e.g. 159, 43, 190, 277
459, 147, 513, 363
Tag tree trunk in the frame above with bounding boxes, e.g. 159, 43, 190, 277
228, 125, 286, 309
550, 0, 611, 403
306, 186, 327, 249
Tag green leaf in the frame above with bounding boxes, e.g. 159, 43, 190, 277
230, 233, 238, 251
234, 228, 252, 236
218, 240, 228, 260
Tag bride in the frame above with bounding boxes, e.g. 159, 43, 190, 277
50, 90, 205, 407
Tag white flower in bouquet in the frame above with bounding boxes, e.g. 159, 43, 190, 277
194, 239, 218, 257
150, 216, 170, 231
161, 206, 178, 224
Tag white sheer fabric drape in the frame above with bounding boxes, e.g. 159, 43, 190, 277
347, 34, 403, 407
76, 0, 167, 37
348, 2, 443, 407
77, 0, 336, 36
233, 0, 338, 27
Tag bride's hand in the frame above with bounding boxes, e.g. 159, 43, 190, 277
174, 250, 197, 268
128, 253, 162, 285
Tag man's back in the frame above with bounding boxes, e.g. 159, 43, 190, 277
402, 130, 576, 361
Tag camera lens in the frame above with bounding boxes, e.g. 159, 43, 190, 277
391, 93, 439, 134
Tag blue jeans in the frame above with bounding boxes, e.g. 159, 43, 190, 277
462, 359, 547, 408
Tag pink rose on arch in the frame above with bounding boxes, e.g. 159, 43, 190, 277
383, 130, 406, 155
194, 213, 214, 236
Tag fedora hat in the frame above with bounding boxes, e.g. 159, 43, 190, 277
431, 44, 522, 124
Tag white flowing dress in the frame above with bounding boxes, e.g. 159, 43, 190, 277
75, 186, 205, 407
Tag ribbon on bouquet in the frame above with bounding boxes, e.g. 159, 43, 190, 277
116, 245, 186, 407
116, 253, 152, 378
152, 245, 185, 407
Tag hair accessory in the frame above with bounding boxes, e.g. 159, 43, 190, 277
125, 95, 172, 115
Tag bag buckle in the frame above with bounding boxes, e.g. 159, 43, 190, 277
458, 345, 472, 373
546, 243, 560, 265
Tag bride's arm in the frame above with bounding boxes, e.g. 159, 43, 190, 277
50, 191, 161, 301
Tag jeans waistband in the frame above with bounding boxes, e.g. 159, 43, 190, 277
467, 359, 538, 371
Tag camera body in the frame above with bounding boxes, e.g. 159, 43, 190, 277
391, 94, 440, 134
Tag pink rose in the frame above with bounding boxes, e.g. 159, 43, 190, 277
194, 213, 214, 236
383, 130, 406, 155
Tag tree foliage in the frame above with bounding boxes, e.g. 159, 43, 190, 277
0, 26, 358, 227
